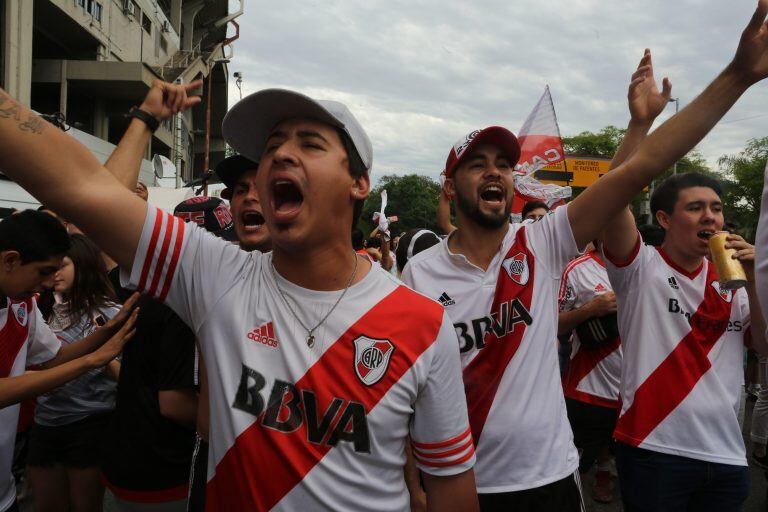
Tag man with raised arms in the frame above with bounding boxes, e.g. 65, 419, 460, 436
402, 3, 768, 510
0, 85, 479, 510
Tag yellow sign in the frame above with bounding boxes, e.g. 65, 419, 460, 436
534, 156, 613, 188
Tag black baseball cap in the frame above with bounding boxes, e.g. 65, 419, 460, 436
214, 154, 259, 190
173, 196, 237, 241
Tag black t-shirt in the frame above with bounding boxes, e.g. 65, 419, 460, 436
101, 267, 197, 491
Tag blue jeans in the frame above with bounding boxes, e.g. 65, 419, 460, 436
615, 442, 750, 512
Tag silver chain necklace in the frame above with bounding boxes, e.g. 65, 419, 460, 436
271, 253, 359, 348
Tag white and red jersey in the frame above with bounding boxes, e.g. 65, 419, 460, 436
606, 238, 751, 465
402, 206, 580, 493
0, 298, 61, 512
122, 206, 475, 511
559, 252, 622, 409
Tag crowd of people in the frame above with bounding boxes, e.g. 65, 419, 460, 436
0, 2, 767, 512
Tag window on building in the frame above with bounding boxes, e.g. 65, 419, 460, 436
91, 1, 103, 22
142, 12, 152, 35
76, 0, 86, 8
131, 0, 141, 19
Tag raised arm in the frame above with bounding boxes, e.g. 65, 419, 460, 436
601, 49, 672, 259
104, 80, 201, 191
0, 81, 193, 269
569, 0, 768, 250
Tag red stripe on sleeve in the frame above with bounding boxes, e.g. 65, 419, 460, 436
411, 427, 471, 450
413, 445, 475, 468
158, 216, 185, 301
412, 436, 474, 459
137, 210, 164, 293
205, 286, 446, 511
147, 213, 176, 298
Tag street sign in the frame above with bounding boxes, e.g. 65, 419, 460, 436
534, 156, 612, 187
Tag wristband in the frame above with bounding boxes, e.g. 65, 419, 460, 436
127, 106, 160, 132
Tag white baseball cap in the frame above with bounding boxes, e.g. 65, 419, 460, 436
222, 88, 373, 172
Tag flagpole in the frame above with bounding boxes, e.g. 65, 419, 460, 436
546, 85, 569, 187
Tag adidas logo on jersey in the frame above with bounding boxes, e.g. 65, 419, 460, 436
247, 322, 279, 348
437, 292, 455, 307
668, 276, 679, 290
594, 283, 606, 293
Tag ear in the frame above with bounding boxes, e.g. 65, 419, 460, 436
655, 210, 671, 230
0, 251, 21, 272
351, 173, 370, 202
444, 178, 456, 200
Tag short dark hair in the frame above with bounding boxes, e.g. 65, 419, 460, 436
0, 210, 70, 263
336, 128, 368, 228
521, 201, 549, 219
650, 172, 722, 216
365, 237, 381, 249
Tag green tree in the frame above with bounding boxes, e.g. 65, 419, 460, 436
718, 137, 768, 235
359, 174, 442, 235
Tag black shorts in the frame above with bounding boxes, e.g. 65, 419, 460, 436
478, 472, 586, 512
27, 413, 111, 469
565, 397, 617, 473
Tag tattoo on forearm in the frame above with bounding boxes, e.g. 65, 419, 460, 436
0, 94, 47, 135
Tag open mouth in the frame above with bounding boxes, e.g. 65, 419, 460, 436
479, 184, 505, 203
272, 179, 304, 215
240, 211, 265, 231
697, 230, 715, 240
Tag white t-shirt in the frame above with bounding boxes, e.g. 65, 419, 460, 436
0, 298, 61, 512
559, 252, 622, 408
606, 239, 750, 465
123, 206, 475, 511
402, 207, 580, 493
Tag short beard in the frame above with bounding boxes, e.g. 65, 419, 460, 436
455, 189, 510, 229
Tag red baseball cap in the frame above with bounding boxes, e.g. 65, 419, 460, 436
444, 126, 521, 178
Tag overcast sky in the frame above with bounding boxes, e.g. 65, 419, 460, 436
227, 0, 767, 183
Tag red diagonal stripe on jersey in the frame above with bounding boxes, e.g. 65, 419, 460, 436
563, 336, 621, 406
462, 228, 534, 445
614, 264, 732, 445
0, 299, 32, 378
205, 286, 444, 511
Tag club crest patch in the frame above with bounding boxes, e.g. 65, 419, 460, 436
11, 302, 28, 327
502, 252, 530, 286
710, 280, 733, 303
353, 336, 394, 386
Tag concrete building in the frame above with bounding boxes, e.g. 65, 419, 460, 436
0, 0, 240, 210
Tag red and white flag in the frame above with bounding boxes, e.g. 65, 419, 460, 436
515, 85, 566, 176
512, 86, 571, 217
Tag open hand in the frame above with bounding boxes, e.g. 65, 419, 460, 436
139, 80, 203, 121
628, 49, 672, 125
87, 307, 138, 368
102, 292, 140, 332
730, 0, 768, 85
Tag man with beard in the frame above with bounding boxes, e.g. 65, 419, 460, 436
0, 82, 479, 511
401, 4, 768, 509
